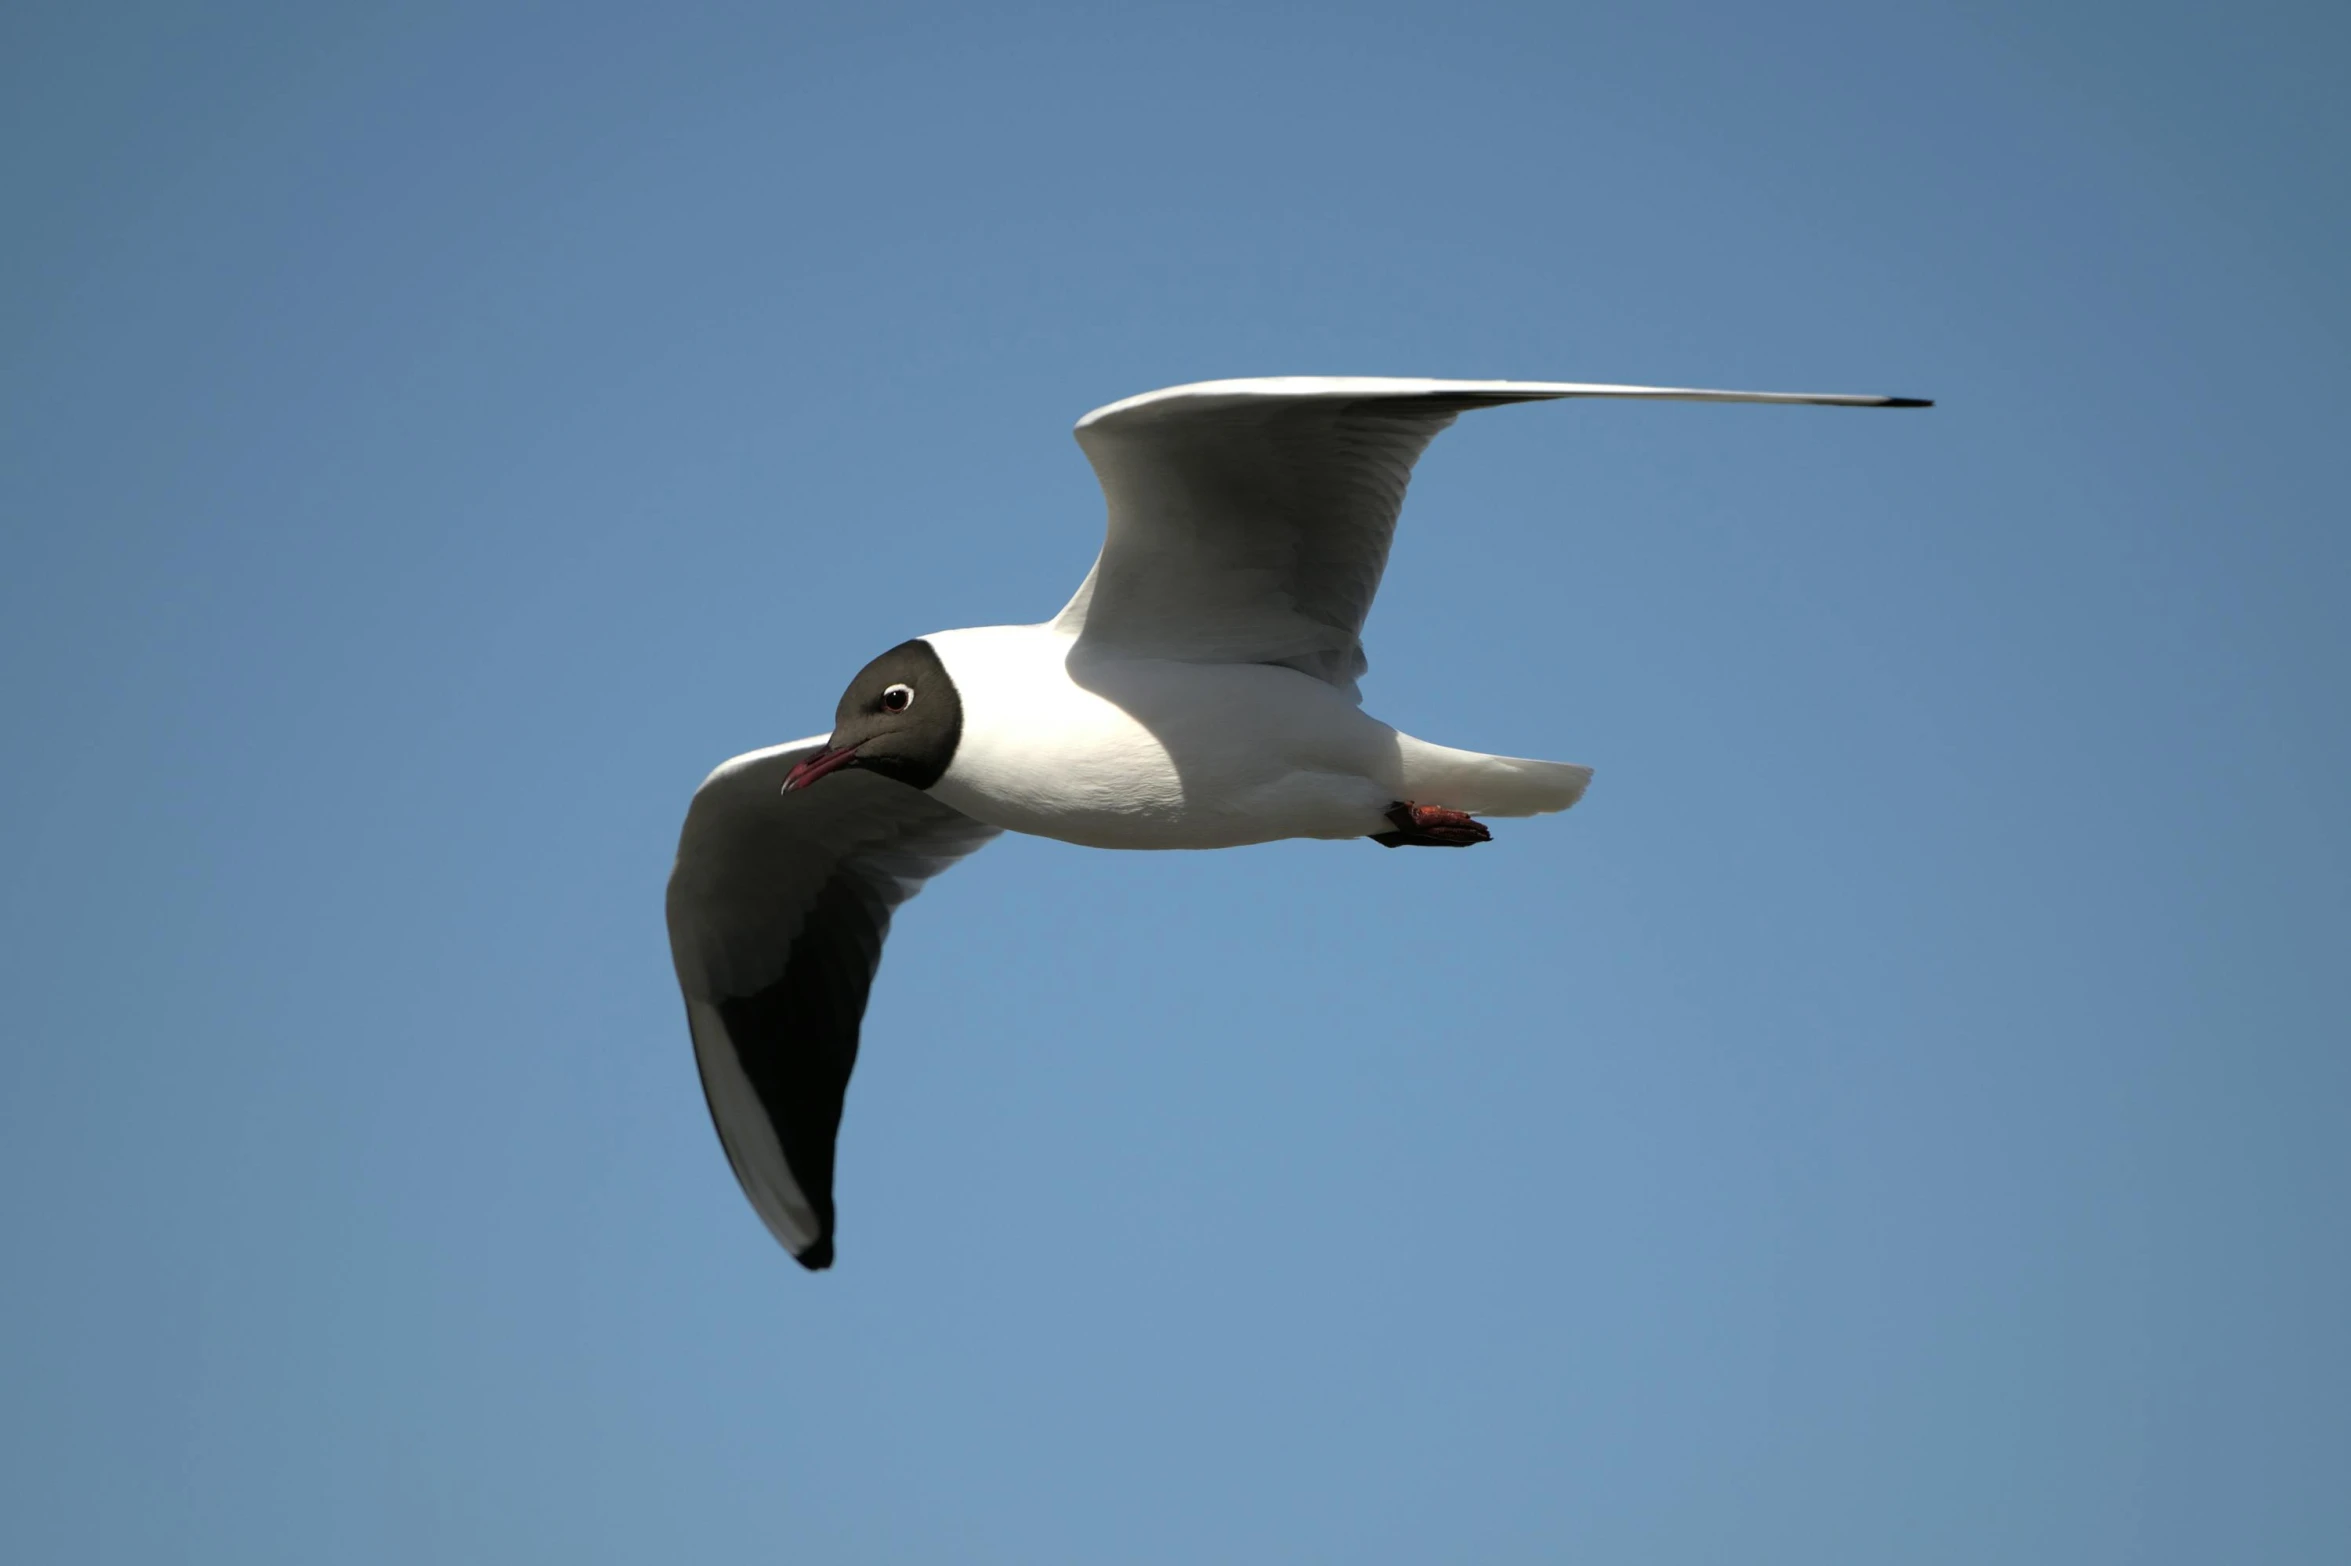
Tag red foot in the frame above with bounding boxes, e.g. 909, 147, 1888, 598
1369, 802, 1492, 848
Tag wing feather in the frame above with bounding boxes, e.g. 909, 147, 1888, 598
666, 737, 999, 1269
1058, 377, 1927, 691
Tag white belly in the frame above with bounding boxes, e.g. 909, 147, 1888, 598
924, 626, 1401, 849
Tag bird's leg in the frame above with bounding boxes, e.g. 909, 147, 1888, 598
1369, 801, 1493, 848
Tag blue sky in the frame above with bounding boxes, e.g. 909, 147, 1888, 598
3, 2, 2344, 1560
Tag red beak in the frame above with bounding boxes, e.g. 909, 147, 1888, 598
781, 745, 860, 792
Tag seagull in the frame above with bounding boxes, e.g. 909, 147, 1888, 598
666, 376, 1929, 1268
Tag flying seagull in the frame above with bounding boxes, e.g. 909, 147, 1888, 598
666, 376, 1929, 1268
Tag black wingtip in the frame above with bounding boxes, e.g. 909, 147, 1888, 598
1883, 397, 1934, 408
795, 1236, 836, 1271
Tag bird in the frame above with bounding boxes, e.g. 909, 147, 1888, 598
665, 375, 1930, 1269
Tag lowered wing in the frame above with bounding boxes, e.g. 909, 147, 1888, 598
666, 736, 1000, 1269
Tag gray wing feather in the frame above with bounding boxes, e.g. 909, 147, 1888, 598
666, 737, 999, 1269
1057, 377, 1926, 692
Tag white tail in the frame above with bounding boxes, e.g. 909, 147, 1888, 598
1397, 734, 1594, 817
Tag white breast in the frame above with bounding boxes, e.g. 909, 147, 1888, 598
925, 624, 1399, 849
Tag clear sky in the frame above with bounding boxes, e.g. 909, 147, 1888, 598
3, 3, 2345, 1561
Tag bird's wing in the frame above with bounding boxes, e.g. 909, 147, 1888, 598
1054, 377, 1929, 692
665, 736, 1000, 1270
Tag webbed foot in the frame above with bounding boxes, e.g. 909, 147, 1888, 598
1369, 802, 1492, 848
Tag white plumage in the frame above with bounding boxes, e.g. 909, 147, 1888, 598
924, 624, 1592, 849
666, 375, 1929, 1268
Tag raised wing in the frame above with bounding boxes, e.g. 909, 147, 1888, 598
1055, 377, 1929, 692
666, 737, 1000, 1270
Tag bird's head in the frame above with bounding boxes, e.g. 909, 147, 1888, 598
782, 638, 965, 793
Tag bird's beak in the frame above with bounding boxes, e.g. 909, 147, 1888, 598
782, 745, 860, 793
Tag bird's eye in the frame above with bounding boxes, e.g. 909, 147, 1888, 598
880, 683, 914, 714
